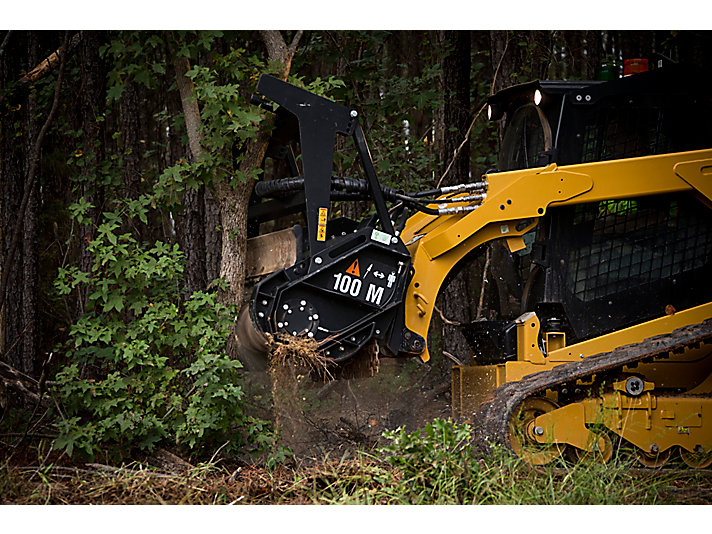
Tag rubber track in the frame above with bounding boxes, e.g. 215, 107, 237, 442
472, 318, 712, 449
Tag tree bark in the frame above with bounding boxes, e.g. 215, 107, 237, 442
1, 32, 26, 364
119, 78, 141, 202
204, 189, 222, 283
78, 30, 105, 314
168, 62, 207, 295
20, 31, 40, 376
1, 32, 68, 376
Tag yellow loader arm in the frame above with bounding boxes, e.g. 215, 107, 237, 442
401, 148, 712, 362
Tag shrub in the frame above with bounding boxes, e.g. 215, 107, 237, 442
53, 196, 273, 460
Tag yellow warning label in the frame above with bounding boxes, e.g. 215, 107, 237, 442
317, 207, 328, 242
345, 259, 360, 277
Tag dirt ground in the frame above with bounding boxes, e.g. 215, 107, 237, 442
245, 354, 452, 462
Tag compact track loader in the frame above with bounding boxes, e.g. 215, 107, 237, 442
239, 61, 712, 468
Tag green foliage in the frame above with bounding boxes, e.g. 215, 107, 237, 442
52, 196, 274, 459
378, 418, 483, 503
151, 43, 269, 205
154, 45, 347, 207
278, 419, 675, 504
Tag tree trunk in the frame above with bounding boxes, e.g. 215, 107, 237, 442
79, 30, 105, 314
120, 78, 141, 202
167, 63, 207, 295
20, 31, 40, 376
0, 33, 26, 367
204, 189, 222, 283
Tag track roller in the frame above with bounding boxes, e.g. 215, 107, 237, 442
635, 447, 672, 468
680, 446, 712, 469
508, 397, 565, 466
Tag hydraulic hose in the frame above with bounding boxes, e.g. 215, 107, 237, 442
253, 175, 487, 216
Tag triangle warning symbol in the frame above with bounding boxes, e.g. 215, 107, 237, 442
345, 259, 360, 277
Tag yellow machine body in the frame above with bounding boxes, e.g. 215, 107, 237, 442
400, 148, 712, 466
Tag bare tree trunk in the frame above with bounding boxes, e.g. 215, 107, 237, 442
120, 78, 141, 202
20, 31, 40, 376
167, 63, 207, 295
79, 30, 105, 314
204, 189, 222, 283
1, 33, 26, 365
1, 31, 67, 376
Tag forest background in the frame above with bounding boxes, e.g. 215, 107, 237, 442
2, 28, 712, 463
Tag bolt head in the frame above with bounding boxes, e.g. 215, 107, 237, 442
314, 257, 322, 265
534, 426, 544, 436
350, 110, 358, 117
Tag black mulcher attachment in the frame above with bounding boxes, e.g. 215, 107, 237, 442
238, 76, 485, 369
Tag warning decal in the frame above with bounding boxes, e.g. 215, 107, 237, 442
345, 259, 360, 277
317, 207, 328, 242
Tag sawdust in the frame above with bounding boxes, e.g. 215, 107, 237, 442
266, 334, 330, 448
259, 333, 452, 460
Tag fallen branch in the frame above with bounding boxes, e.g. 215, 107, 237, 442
18, 32, 81, 86
0, 360, 47, 407
442, 351, 466, 366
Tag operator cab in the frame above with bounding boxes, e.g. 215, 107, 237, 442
466, 63, 712, 363
488, 62, 712, 171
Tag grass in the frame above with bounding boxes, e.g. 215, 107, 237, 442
3, 419, 710, 505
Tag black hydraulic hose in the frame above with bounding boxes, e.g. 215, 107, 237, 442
253, 175, 486, 216
253, 175, 404, 201
253, 176, 305, 197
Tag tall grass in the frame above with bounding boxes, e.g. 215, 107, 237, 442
280, 419, 682, 505
4, 419, 705, 504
